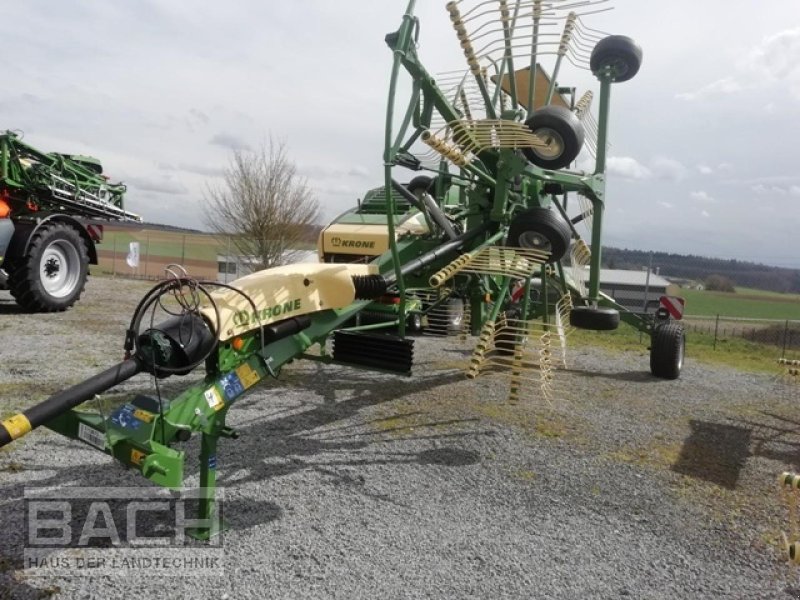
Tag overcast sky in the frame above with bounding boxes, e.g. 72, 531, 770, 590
5, 1, 799, 268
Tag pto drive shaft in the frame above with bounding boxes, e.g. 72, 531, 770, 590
0, 358, 142, 448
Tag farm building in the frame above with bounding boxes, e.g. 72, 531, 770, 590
580, 268, 681, 312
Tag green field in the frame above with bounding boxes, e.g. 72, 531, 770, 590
679, 287, 800, 320
572, 321, 800, 374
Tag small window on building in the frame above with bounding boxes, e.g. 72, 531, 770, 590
218, 261, 237, 275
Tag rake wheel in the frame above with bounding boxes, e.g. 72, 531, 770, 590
522, 106, 585, 170
506, 207, 572, 262
590, 35, 643, 83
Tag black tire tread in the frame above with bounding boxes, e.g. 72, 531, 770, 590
8, 222, 89, 312
506, 207, 572, 262
522, 105, 585, 170
650, 322, 685, 379
569, 306, 620, 331
590, 35, 643, 83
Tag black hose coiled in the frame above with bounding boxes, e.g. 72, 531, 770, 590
352, 275, 388, 299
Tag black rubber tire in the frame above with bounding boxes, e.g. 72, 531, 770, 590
428, 297, 464, 335
650, 322, 685, 380
590, 35, 643, 83
522, 105, 585, 170
407, 175, 433, 195
8, 222, 89, 312
506, 207, 572, 262
406, 312, 424, 333
569, 306, 620, 331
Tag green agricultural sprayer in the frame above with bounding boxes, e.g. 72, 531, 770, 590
0, 131, 140, 311
1, 0, 685, 539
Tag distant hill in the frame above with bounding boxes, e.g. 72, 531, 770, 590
602, 247, 800, 294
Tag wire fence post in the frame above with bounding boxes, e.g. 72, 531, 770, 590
782, 320, 789, 359
112, 235, 117, 277
143, 233, 150, 279
713, 314, 720, 350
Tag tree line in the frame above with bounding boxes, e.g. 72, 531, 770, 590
602, 247, 800, 293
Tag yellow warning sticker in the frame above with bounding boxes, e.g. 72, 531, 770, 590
235, 363, 261, 389
133, 409, 154, 423
203, 387, 225, 412
2, 414, 32, 440
130, 449, 147, 466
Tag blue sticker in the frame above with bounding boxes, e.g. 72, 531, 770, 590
110, 405, 142, 430
219, 371, 245, 401
208, 455, 217, 470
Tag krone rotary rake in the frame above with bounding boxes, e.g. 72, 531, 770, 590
1, 1, 685, 538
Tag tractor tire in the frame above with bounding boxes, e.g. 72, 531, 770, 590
406, 312, 424, 333
428, 297, 464, 335
650, 322, 685, 380
522, 105, 585, 170
506, 207, 572, 262
8, 222, 89, 312
569, 306, 620, 331
590, 35, 643, 83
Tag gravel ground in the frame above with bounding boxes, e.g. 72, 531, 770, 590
1, 276, 799, 599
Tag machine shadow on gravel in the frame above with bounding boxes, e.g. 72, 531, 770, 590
219, 368, 490, 497
672, 420, 752, 489
562, 367, 656, 383
729, 410, 800, 472
674, 410, 800, 490
0, 358, 495, 590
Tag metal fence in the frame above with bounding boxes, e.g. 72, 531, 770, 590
683, 315, 800, 356
96, 230, 316, 282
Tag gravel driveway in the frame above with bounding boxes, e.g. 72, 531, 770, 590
0, 276, 798, 599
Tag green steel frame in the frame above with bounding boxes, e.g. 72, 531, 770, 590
3, 2, 656, 540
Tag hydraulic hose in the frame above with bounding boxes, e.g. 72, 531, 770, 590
390, 178, 458, 240
384, 222, 490, 285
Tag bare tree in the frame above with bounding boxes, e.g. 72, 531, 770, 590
203, 138, 320, 270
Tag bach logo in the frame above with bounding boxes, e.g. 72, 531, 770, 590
23, 486, 224, 577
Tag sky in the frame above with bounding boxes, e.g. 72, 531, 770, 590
4, 1, 800, 268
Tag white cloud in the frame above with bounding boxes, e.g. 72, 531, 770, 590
650, 157, 688, 181
658, 201, 674, 209
675, 77, 743, 101
606, 156, 651, 180
701, 210, 710, 218
791, 186, 800, 196
752, 184, 789, 195
697, 165, 713, 175
676, 28, 800, 102
743, 27, 800, 99
689, 190, 714, 202
605, 156, 688, 182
